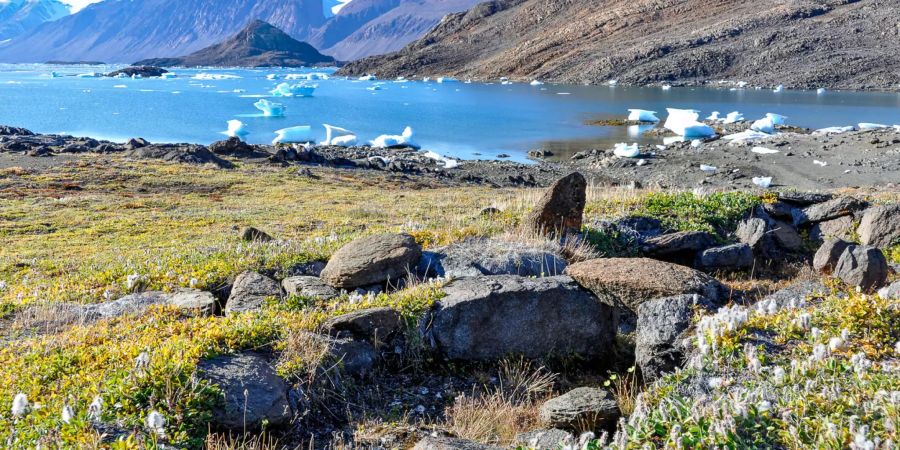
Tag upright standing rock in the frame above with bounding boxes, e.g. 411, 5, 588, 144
525, 172, 587, 236
636, 295, 712, 381
320, 233, 422, 289
834, 245, 889, 292
858, 205, 900, 248
813, 238, 852, 275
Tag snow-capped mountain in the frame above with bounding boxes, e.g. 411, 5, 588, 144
0, 0, 69, 41
322, 0, 353, 18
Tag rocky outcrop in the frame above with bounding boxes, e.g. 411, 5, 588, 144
565, 258, 727, 313
858, 205, 900, 248
419, 238, 567, 278
539, 387, 620, 431
813, 238, 852, 275
524, 172, 586, 236
430, 276, 615, 361
695, 244, 753, 272
636, 294, 712, 381
106, 66, 169, 78
322, 307, 403, 345
197, 352, 291, 430
80, 289, 217, 319
834, 245, 889, 292
224, 271, 283, 314
123, 143, 234, 168
810, 216, 855, 242
320, 233, 422, 289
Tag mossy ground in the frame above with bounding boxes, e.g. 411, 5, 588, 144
0, 157, 897, 448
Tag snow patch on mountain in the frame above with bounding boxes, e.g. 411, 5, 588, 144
322, 0, 352, 17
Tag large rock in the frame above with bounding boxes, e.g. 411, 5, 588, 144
224, 271, 283, 314
282, 276, 340, 300
322, 307, 403, 344
792, 197, 868, 226
640, 231, 717, 263
735, 217, 781, 259
810, 216, 855, 242
197, 352, 291, 430
777, 192, 833, 206
539, 387, 620, 431
813, 238, 853, 275
524, 172, 586, 236
636, 295, 712, 381
565, 258, 727, 313
834, 245, 889, 292
858, 205, 900, 248
413, 436, 501, 450
320, 233, 422, 289
695, 244, 754, 271
419, 238, 567, 279
430, 276, 615, 361
81, 289, 216, 320
771, 220, 803, 252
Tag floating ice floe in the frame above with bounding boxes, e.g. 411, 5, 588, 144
254, 99, 285, 117
530, 80, 544, 86
664, 108, 716, 138
422, 151, 459, 169
773, 85, 784, 93
700, 164, 717, 173
752, 177, 773, 188
270, 82, 316, 97
273, 126, 312, 144
266, 74, 278, 80
395, 76, 408, 83
113, 84, 127, 88
131, 74, 142, 79
607, 80, 618, 86
627, 109, 660, 122
814, 126, 856, 135
371, 126, 419, 149
817, 88, 827, 95
613, 143, 640, 158
661, 85, 672, 91
706, 111, 721, 121
858, 123, 889, 130
367, 85, 383, 91
358, 75, 377, 81
285, 73, 329, 81
751, 147, 779, 154
437, 77, 457, 83
322, 124, 358, 147
722, 111, 744, 124
225, 120, 248, 138
76, 72, 102, 78
737, 81, 748, 88
160, 72, 176, 79
114, 73, 128, 79
193, 73, 241, 80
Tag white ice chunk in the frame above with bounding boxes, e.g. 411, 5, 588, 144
193, 73, 241, 80
76, 72, 102, 78
706, 111, 721, 121
627, 109, 660, 122
272, 126, 312, 144
160, 72, 176, 79
814, 126, 856, 135
613, 143, 640, 158
254, 99, 285, 117
607, 80, 618, 86
371, 126, 419, 149
661, 85, 672, 91
266, 74, 278, 80
530, 80, 544, 86
358, 75, 377, 81
664, 108, 716, 138
723, 111, 744, 124
773, 85, 784, 93
752, 177, 773, 188
858, 123, 889, 130
751, 117, 776, 134
225, 120, 248, 138
814, 160, 828, 167
270, 82, 316, 97
737, 81, 748, 88
817, 88, 827, 95
422, 151, 459, 169
437, 77, 457, 83
751, 147, 779, 154
765, 113, 787, 126
49, 71, 60, 78
367, 85, 383, 91
323, 124, 358, 147
285, 73, 330, 81
691, 139, 702, 148
131, 74, 142, 79
700, 164, 717, 173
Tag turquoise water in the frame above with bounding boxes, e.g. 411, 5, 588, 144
1, 64, 899, 162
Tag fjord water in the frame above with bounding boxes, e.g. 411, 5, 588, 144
1, 64, 899, 162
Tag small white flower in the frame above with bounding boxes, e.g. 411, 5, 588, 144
61, 404, 74, 424
0, 280, 7, 291
828, 337, 845, 352
189, 278, 198, 288
841, 328, 851, 341
772, 366, 786, 384
894, 341, 900, 355
88, 396, 103, 420
135, 351, 151, 373
812, 344, 828, 361
811, 327, 823, 340
11, 393, 28, 417
757, 401, 772, 413
145, 410, 166, 434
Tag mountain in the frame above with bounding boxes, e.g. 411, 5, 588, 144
0, 0, 69, 41
339, 0, 900, 90
135, 20, 335, 67
0, 0, 327, 63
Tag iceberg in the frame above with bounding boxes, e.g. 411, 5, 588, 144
737, 81, 749, 88
358, 75, 377, 81
266, 74, 278, 80
422, 151, 459, 169
225, 120, 248, 138
723, 111, 744, 124
773, 85, 784, 93
285, 73, 329, 81
371, 126, 419, 149
752, 177, 773, 188
49, 71, 60, 78
323, 124, 358, 147
817, 88, 827, 95
76, 72, 102, 78
270, 82, 316, 97
367, 85, 383, 91
627, 109, 660, 123
750, 117, 776, 134
193, 73, 241, 80
751, 147, 779, 154
254, 99, 285, 117
765, 113, 788, 126
272, 126, 312, 144
664, 108, 716, 138
661, 85, 672, 91
160, 73, 176, 79
858, 123, 889, 130
437, 77, 458, 83
607, 80, 618, 86
706, 111, 721, 121
814, 126, 855, 135
131, 74, 142, 79
530, 80, 544, 86
613, 143, 640, 158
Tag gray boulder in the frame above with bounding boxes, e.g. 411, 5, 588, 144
516, 429, 574, 449
539, 387, 620, 431
320, 233, 422, 289
735, 217, 781, 259
777, 192, 833, 205
413, 436, 501, 450
241, 226, 273, 243
695, 244, 753, 271
81, 289, 216, 320
419, 238, 567, 279
524, 172, 586, 236
813, 238, 852, 275
810, 216, 855, 242
761, 201, 797, 220
197, 352, 291, 430
565, 258, 727, 313
168, 289, 218, 314
792, 197, 868, 226
636, 295, 713, 381
430, 276, 615, 361
282, 276, 340, 300
879, 281, 900, 299
834, 245, 889, 292
224, 271, 283, 314
328, 338, 378, 377
771, 220, 803, 252
858, 205, 900, 248
762, 281, 828, 309
640, 231, 717, 262
322, 307, 403, 345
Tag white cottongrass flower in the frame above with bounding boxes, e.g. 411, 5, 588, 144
828, 336, 845, 352
145, 410, 166, 434
0, 280, 7, 291
794, 312, 812, 330
841, 328, 851, 341
772, 366, 786, 385
850, 425, 875, 450
757, 400, 772, 413
61, 404, 74, 424
812, 344, 828, 361
811, 327, 823, 341
135, 351, 151, 373
894, 341, 900, 355
88, 396, 103, 420
126, 273, 143, 291
189, 278, 199, 288
11, 393, 29, 417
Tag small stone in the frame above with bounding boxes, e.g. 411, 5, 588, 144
282, 276, 339, 300
539, 387, 620, 431
241, 226, 273, 242
224, 271, 283, 314
695, 244, 754, 271
322, 307, 403, 344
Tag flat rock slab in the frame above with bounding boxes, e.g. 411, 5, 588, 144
565, 258, 727, 313
640, 231, 716, 259
320, 233, 422, 289
420, 238, 567, 278
197, 352, 291, 430
539, 387, 620, 431
810, 216, 854, 242
282, 276, 340, 300
224, 271, 283, 314
81, 289, 216, 319
696, 244, 753, 271
792, 197, 868, 226
762, 280, 828, 309
516, 429, 574, 449
431, 275, 615, 361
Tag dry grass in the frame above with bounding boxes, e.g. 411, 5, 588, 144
277, 329, 333, 381
6, 301, 89, 336
205, 432, 293, 450
608, 367, 639, 417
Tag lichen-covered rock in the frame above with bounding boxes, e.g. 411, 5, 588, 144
320, 233, 422, 289
413, 436, 502, 450
858, 205, 900, 248
524, 172, 586, 236
813, 238, 852, 275
224, 271, 283, 314
810, 216, 854, 242
430, 276, 615, 361
419, 238, 567, 278
81, 289, 216, 319
636, 294, 713, 381
197, 352, 291, 430
539, 387, 620, 431
282, 276, 340, 300
834, 245, 889, 292
695, 244, 753, 271
515, 429, 574, 449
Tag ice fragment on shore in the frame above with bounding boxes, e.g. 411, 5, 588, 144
751, 117, 776, 134
751, 147, 779, 154
765, 113, 787, 126
225, 120, 248, 138
627, 109, 660, 122
814, 126, 855, 134
422, 151, 459, 169
664, 108, 716, 138
358, 75, 377, 81
722, 111, 744, 124
752, 177, 773, 188
661, 85, 672, 90
700, 164, 717, 173
273, 126, 312, 144
371, 126, 419, 149
437, 77, 457, 83
607, 80, 618, 86
270, 82, 316, 97
858, 123, 889, 130
814, 160, 828, 167
773, 85, 784, 93
706, 111, 721, 121
817, 88, 827, 95
613, 143, 640, 158
530, 80, 544, 86
323, 124, 357, 147
254, 99, 285, 117
691, 139, 702, 148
